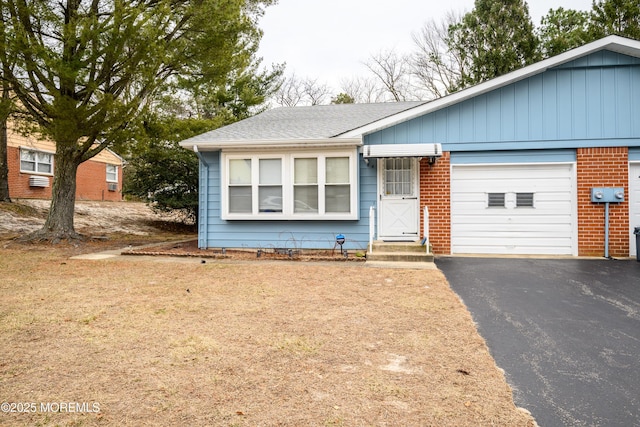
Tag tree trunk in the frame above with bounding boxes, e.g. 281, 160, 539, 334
29, 149, 82, 242
0, 116, 10, 202
0, 86, 10, 202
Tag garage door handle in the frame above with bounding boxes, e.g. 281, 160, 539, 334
402, 197, 418, 200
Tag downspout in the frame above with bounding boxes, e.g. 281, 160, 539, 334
193, 145, 209, 249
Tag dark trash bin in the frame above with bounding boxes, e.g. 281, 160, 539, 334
635, 227, 640, 261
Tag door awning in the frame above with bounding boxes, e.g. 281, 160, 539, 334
362, 143, 443, 158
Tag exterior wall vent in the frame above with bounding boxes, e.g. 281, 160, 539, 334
29, 175, 50, 188
107, 182, 118, 192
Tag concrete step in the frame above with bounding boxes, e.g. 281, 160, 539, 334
371, 241, 429, 253
367, 251, 434, 263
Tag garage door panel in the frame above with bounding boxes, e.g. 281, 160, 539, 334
631, 163, 640, 257
454, 223, 573, 233
456, 241, 572, 255
451, 163, 575, 255
452, 181, 571, 194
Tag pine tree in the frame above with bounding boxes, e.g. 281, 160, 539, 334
449, 0, 541, 87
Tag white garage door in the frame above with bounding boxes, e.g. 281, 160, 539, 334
451, 163, 576, 255
630, 163, 640, 257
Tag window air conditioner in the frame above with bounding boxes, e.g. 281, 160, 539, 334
108, 182, 118, 192
29, 175, 50, 188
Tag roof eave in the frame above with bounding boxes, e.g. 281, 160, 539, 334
180, 137, 363, 151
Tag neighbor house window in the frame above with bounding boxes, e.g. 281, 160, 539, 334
20, 148, 53, 175
487, 192, 505, 208
222, 151, 357, 220
106, 164, 118, 182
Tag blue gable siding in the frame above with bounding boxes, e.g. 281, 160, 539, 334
365, 52, 640, 151
198, 152, 376, 250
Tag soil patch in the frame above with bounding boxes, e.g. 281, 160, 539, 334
0, 199, 195, 254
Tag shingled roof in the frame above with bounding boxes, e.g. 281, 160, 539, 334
180, 101, 426, 148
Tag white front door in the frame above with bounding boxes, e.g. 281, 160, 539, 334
378, 158, 419, 241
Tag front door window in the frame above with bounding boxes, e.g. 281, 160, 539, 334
384, 158, 414, 196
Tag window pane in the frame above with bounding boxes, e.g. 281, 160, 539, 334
326, 157, 349, 184
37, 152, 51, 164
259, 159, 281, 185
229, 186, 252, 213
37, 163, 52, 174
384, 160, 413, 196
294, 158, 317, 184
326, 185, 350, 213
294, 186, 318, 213
106, 165, 117, 182
20, 150, 35, 161
229, 159, 251, 185
20, 160, 35, 172
259, 186, 282, 212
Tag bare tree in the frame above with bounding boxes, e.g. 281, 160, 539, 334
273, 74, 332, 106
338, 76, 387, 103
411, 10, 466, 99
274, 73, 306, 107
364, 49, 414, 102
302, 77, 331, 106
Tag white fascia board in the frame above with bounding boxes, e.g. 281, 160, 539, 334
342, 36, 640, 139
182, 137, 362, 151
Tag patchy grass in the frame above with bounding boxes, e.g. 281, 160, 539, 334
0, 248, 536, 426
0, 201, 46, 218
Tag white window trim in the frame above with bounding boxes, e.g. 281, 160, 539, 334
106, 164, 119, 183
19, 147, 54, 176
221, 149, 359, 220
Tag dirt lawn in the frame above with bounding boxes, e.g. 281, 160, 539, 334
0, 201, 536, 426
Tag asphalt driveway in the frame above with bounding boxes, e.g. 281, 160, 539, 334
436, 257, 640, 427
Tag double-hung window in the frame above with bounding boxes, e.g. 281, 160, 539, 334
325, 157, 351, 213
20, 148, 53, 175
258, 159, 283, 213
222, 150, 357, 220
294, 158, 319, 213
106, 164, 118, 182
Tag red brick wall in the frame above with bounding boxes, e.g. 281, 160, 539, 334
7, 146, 122, 201
419, 153, 451, 255
576, 147, 629, 257
75, 160, 122, 201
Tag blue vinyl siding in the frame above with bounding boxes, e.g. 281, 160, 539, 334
630, 148, 640, 161
198, 152, 376, 250
364, 52, 640, 151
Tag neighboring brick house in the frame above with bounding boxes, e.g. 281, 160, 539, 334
180, 35, 640, 258
6, 123, 123, 201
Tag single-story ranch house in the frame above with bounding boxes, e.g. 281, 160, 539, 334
180, 35, 640, 258
7, 122, 124, 201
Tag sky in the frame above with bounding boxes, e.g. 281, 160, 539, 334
257, 0, 595, 91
